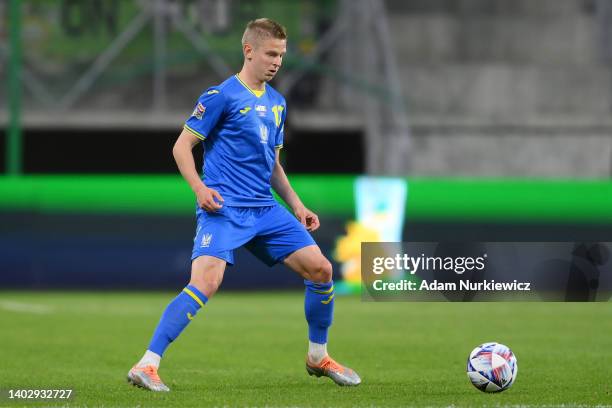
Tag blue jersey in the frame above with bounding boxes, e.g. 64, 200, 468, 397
184, 75, 287, 207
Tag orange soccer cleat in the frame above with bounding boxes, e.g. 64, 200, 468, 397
127, 365, 170, 392
306, 355, 361, 386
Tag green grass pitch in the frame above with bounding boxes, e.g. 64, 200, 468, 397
0, 291, 610, 407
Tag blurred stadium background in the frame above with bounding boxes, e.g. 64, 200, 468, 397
1, 0, 611, 289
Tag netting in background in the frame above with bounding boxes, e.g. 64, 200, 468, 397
2, 0, 338, 116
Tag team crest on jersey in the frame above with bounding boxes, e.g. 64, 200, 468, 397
259, 124, 269, 144
192, 102, 206, 120
255, 105, 267, 117
200, 233, 212, 248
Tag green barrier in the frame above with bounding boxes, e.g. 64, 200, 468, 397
0, 175, 610, 223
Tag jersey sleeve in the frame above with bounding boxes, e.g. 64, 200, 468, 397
275, 103, 287, 149
184, 88, 226, 140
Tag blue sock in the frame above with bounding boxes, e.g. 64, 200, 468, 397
148, 285, 208, 356
304, 280, 334, 344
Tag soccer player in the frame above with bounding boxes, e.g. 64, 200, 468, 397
127, 18, 361, 391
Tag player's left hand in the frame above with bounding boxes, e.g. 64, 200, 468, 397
294, 206, 320, 232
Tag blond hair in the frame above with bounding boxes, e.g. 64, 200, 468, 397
241, 18, 287, 48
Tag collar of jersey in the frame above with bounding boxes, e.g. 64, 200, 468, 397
235, 74, 265, 98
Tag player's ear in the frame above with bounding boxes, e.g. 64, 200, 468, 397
244, 43, 254, 61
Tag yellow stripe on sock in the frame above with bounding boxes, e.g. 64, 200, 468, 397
314, 285, 334, 295
321, 294, 335, 305
183, 288, 205, 307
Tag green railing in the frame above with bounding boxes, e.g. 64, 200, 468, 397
0, 175, 610, 223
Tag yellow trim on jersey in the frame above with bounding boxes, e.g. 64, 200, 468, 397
184, 124, 206, 140
183, 288, 205, 307
235, 74, 265, 98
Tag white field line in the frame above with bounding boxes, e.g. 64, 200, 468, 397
0, 300, 54, 314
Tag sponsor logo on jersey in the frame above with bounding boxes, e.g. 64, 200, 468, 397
255, 104, 267, 117
240, 106, 251, 114
259, 124, 269, 144
192, 102, 206, 120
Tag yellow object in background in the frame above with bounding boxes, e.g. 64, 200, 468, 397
334, 177, 408, 294
334, 221, 381, 284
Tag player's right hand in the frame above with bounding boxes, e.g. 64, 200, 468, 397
195, 186, 224, 212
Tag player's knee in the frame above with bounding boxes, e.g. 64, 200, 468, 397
189, 279, 219, 298
189, 274, 223, 298
190, 256, 226, 298
309, 258, 333, 283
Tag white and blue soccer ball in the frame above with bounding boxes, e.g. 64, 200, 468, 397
466, 342, 518, 393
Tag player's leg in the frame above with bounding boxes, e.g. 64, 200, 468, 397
248, 204, 360, 386
188, 255, 227, 298
146, 256, 226, 359
283, 244, 334, 354
284, 246, 360, 386
128, 206, 246, 391
128, 256, 226, 391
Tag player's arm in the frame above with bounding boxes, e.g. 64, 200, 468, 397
172, 128, 223, 211
271, 148, 320, 231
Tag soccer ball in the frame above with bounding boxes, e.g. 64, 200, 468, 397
466, 342, 517, 393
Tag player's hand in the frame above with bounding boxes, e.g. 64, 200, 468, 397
195, 186, 224, 212
294, 205, 320, 232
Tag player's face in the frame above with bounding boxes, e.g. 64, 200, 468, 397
251, 38, 286, 82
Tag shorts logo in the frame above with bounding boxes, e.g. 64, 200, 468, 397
200, 233, 213, 248
192, 102, 206, 120
259, 124, 269, 144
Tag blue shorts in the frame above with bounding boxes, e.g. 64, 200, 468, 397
191, 203, 316, 266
